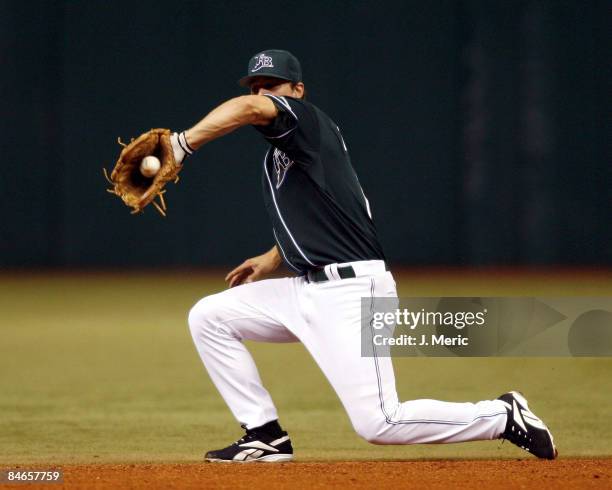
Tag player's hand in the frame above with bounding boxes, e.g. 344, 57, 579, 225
225, 247, 281, 288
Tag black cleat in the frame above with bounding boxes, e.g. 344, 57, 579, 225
205, 424, 293, 463
498, 391, 558, 459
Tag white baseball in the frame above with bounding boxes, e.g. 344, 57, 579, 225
140, 156, 161, 178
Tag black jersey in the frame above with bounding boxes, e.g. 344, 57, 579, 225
254, 94, 385, 274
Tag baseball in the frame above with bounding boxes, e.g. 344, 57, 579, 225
140, 155, 161, 178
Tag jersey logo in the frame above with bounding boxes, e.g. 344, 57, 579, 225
251, 53, 274, 72
272, 148, 294, 189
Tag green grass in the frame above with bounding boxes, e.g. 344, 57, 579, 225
0, 271, 611, 464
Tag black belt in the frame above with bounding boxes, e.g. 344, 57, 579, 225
307, 262, 389, 283
308, 265, 357, 283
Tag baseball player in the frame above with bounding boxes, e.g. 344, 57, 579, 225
176, 50, 557, 462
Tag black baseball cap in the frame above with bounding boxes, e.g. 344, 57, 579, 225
238, 49, 302, 87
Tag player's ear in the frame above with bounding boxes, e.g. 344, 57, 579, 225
292, 82, 305, 99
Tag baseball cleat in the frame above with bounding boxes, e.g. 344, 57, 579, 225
205, 425, 293, 463
498, 391, 558, 459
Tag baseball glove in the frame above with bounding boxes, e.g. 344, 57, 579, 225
104, 128, 182, 216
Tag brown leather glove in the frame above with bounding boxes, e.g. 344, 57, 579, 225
105, 128, 183, 216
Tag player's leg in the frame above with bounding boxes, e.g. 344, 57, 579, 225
187, 277, 302, 429
296, 271, 509, 445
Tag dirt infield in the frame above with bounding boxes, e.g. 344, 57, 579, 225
2, 459, 611, 489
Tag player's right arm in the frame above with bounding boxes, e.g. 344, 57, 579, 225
184, 96, 278, 150
182, 97, 281, 287
225, 245, 282, 288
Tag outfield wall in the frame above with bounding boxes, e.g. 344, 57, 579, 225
1, 1, 609, 267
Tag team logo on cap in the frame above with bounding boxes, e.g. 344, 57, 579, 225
252, 53, 274, 72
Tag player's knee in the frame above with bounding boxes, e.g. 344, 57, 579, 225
354, 425, 385, 444
352, 415, 393, 445
188, 295, 223, 338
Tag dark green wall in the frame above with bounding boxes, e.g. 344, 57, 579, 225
2, 0, 610, 268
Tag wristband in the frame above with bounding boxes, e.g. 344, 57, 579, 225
177, 131, 194, 155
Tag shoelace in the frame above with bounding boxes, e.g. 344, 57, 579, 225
234, 425, 261, 445
235, 424, 286, 448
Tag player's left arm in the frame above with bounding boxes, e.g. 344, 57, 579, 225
183, 96, 278, 150
139, 96, 278, 204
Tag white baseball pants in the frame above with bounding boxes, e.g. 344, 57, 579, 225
188, 260, 508, 444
